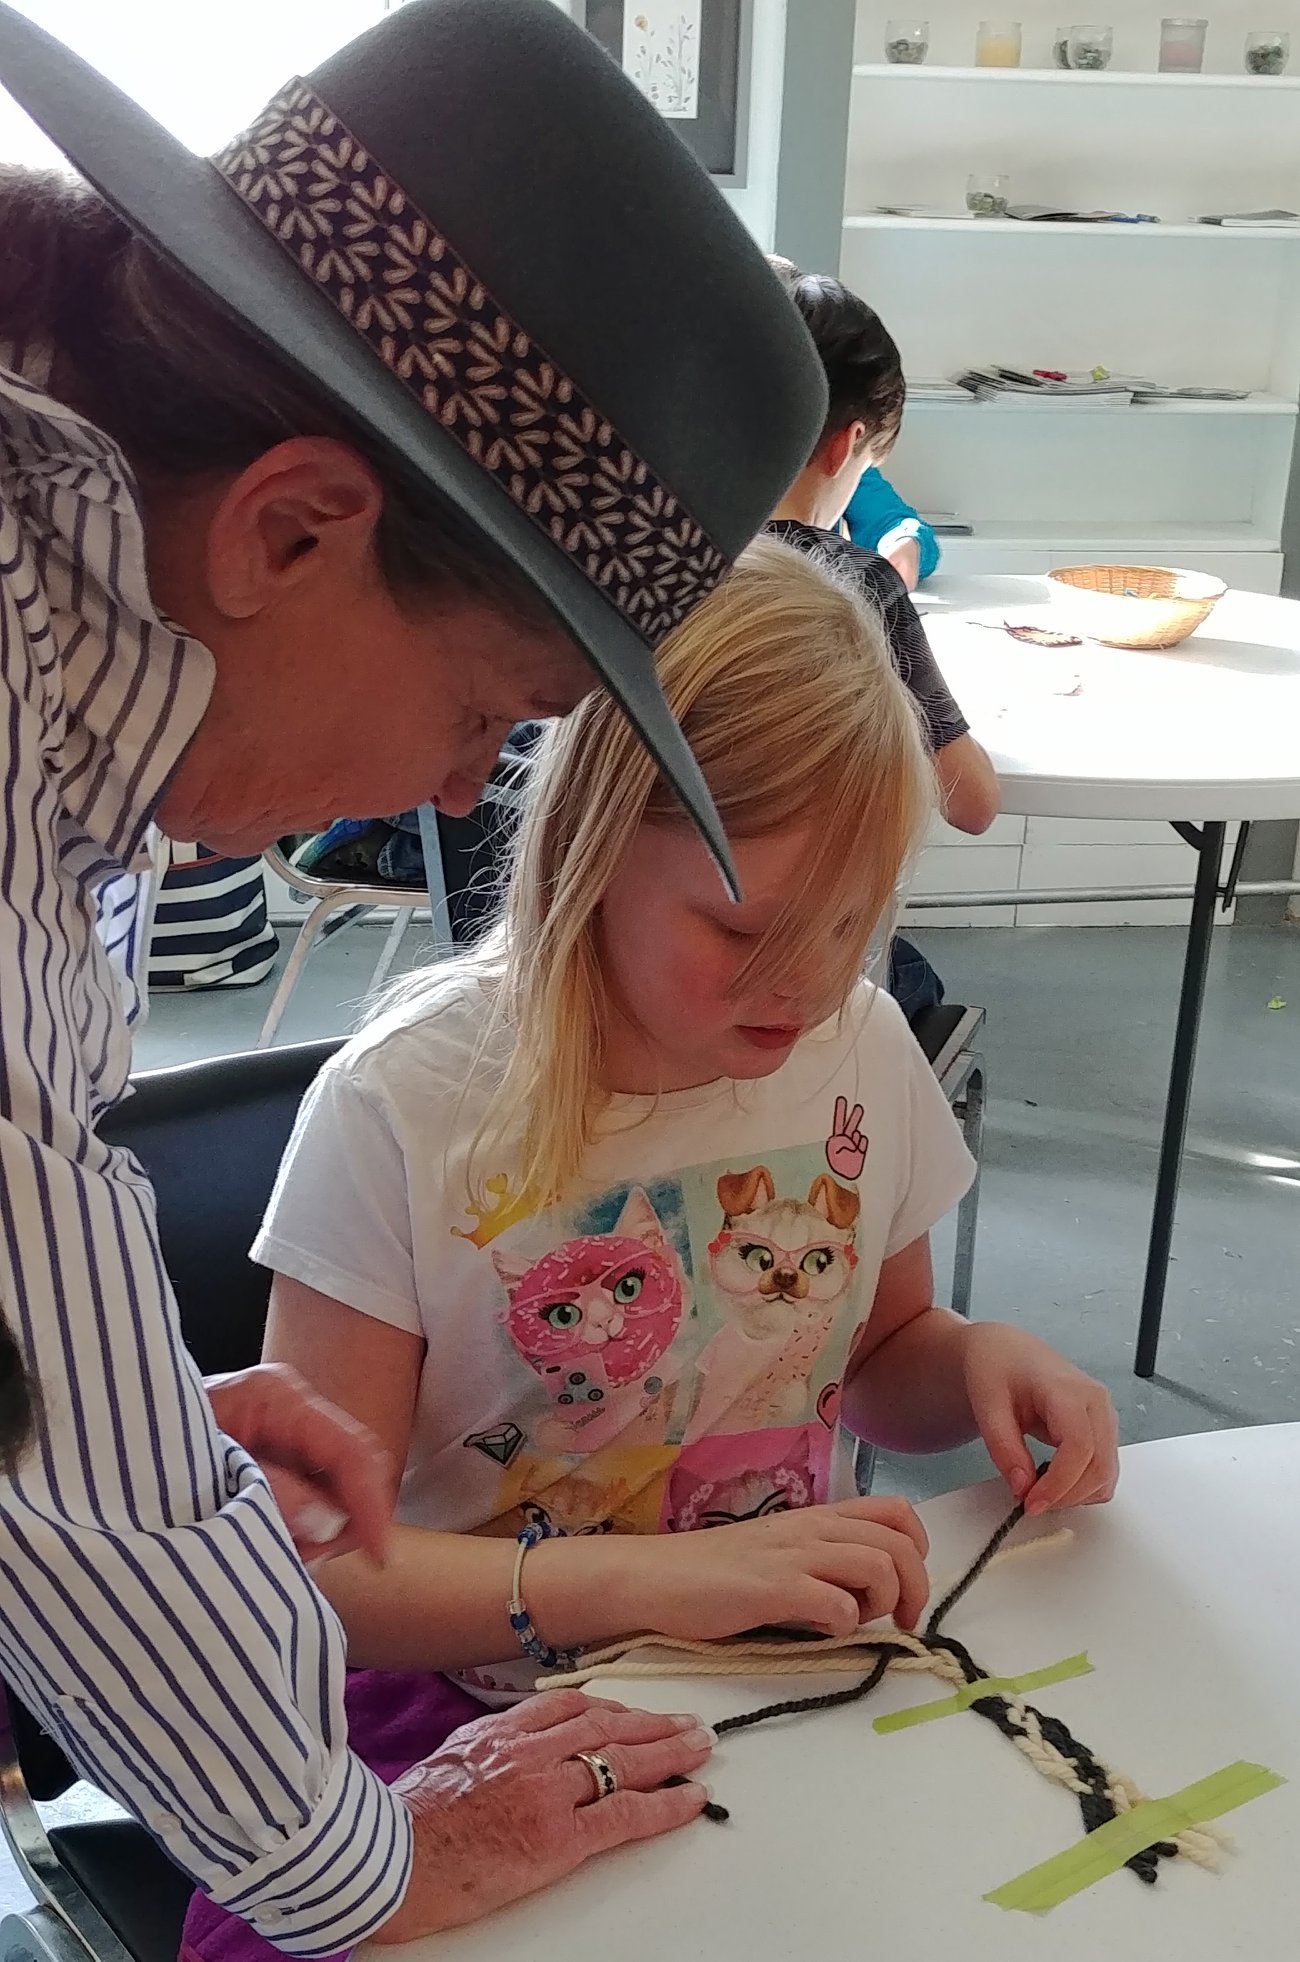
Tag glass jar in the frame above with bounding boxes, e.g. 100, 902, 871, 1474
1159, 18, 1208, 72
1068, 24, 1113, 69
1053, 28, 1072, 67
885, 18, 929, 64
966, 171, 1011, 216
975, 21, 1022, 67
1245, 30, 1290, 74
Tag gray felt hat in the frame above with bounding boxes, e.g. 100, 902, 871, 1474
0, 0, 828, 894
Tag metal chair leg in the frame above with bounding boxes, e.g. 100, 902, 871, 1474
951, 1055, 985, 1319
0, 1905, 100, 1962
369, 906, 414, 997
257, 892, 359, 1049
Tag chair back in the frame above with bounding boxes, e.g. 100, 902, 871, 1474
97, 1039, 341, 1374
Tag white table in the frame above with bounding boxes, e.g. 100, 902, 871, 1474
917, 576, 1300, 822
915, 576, 1300, 1375
392, 1427, 1299, 1962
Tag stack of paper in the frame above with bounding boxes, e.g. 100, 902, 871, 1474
954, 367, 1135, 406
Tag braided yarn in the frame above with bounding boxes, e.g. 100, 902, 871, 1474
556, 1499, 1228, 1883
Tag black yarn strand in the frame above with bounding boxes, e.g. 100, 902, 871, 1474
678, 1482, 1183, 1884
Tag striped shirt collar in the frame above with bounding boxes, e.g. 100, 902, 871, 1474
0, 358, 214, 872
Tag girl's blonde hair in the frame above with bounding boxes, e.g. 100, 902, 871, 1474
399, 535, 935, 1204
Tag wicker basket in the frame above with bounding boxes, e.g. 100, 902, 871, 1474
1046, 564, 1226, 649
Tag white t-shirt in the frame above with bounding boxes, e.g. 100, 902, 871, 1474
255, 972, 974, 1698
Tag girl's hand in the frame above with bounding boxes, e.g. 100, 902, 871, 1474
960, 1324, 1118, 1514
607, 1497, 931, 1640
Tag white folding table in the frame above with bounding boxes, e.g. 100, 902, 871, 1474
913, 576, 1300, 1374
380, 1426, 1299, 1962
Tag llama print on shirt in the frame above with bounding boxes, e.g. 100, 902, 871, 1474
683, 1166, 860, 1440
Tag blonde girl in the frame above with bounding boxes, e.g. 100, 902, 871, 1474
259, 537, 1116, 1701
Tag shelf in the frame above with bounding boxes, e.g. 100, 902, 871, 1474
906, 394, 1298, 417
936, 521, 1280, 554
853, 63, 1300, 89
843, 214, 1300, 238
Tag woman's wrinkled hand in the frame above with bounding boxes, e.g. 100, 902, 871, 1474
372, 1691, 714, 1940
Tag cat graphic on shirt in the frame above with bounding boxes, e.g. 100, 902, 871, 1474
664, 1424, 825, 1531
494, 1186, 687, 1453
685, 1166, 859, 1439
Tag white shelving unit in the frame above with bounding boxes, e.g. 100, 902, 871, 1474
845, 3, 1300, 595
846, 3, 1300, 922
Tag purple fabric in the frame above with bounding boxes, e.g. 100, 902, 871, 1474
179, 1671, 484, 1962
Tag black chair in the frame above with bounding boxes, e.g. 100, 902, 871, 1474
0, 1040, 340, 1962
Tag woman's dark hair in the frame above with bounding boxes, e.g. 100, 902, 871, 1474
778, 266, 906, 459
0, 168, 550, 620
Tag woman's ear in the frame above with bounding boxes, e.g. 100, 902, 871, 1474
205, 437, 384, 620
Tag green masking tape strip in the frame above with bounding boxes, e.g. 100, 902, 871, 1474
873, 1651, 1094, 1733
984, 1759, 1286, 1914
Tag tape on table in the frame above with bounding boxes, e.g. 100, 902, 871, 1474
985, 1759, 1286, 1913
873, 1652, 1094, 1734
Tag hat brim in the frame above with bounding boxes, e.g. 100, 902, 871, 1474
0, 3, 740, 896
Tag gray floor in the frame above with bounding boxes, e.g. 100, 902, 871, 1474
4, 917, 1297, 1916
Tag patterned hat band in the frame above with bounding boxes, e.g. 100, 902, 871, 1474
213, 81, 729, 646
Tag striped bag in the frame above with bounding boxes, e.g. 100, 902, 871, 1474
148, 843, 278, 991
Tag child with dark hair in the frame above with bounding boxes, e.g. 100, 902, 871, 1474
766, 258, 937, 590
765, 264, 1000, 1018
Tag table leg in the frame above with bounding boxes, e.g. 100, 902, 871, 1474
1134, 821, 1227, 1379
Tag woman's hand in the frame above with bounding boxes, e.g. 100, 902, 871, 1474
960, 1324, 1118, 1513
559, 1497, 931, 1642
206, 1361, 394, 1565
373, 1691, 713, 1941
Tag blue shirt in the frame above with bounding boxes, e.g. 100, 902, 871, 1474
0, 360, 411, 1954
844, 469, 941, 583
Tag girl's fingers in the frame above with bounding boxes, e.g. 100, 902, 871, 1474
829, 1496, 930, 1558
1025, 1412, 1096, 1512
973, 1392, 1038, 1501
765, 1572, 864, 1638
812, 1533, 929, 1629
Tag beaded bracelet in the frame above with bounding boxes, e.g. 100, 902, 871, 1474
508, 1519, 579, 1672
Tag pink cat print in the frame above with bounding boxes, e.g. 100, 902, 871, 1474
664, 1425, 828, 1532
494, 1186, 687, 1453
685, 1165, 860, 1440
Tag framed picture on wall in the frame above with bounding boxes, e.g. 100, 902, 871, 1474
575, 1, 752, 187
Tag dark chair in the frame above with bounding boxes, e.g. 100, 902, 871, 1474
0, 1040, 340, 1962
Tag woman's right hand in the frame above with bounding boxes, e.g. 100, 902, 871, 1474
619, 1497, 931, 1641
372, 1692, 713, 1941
